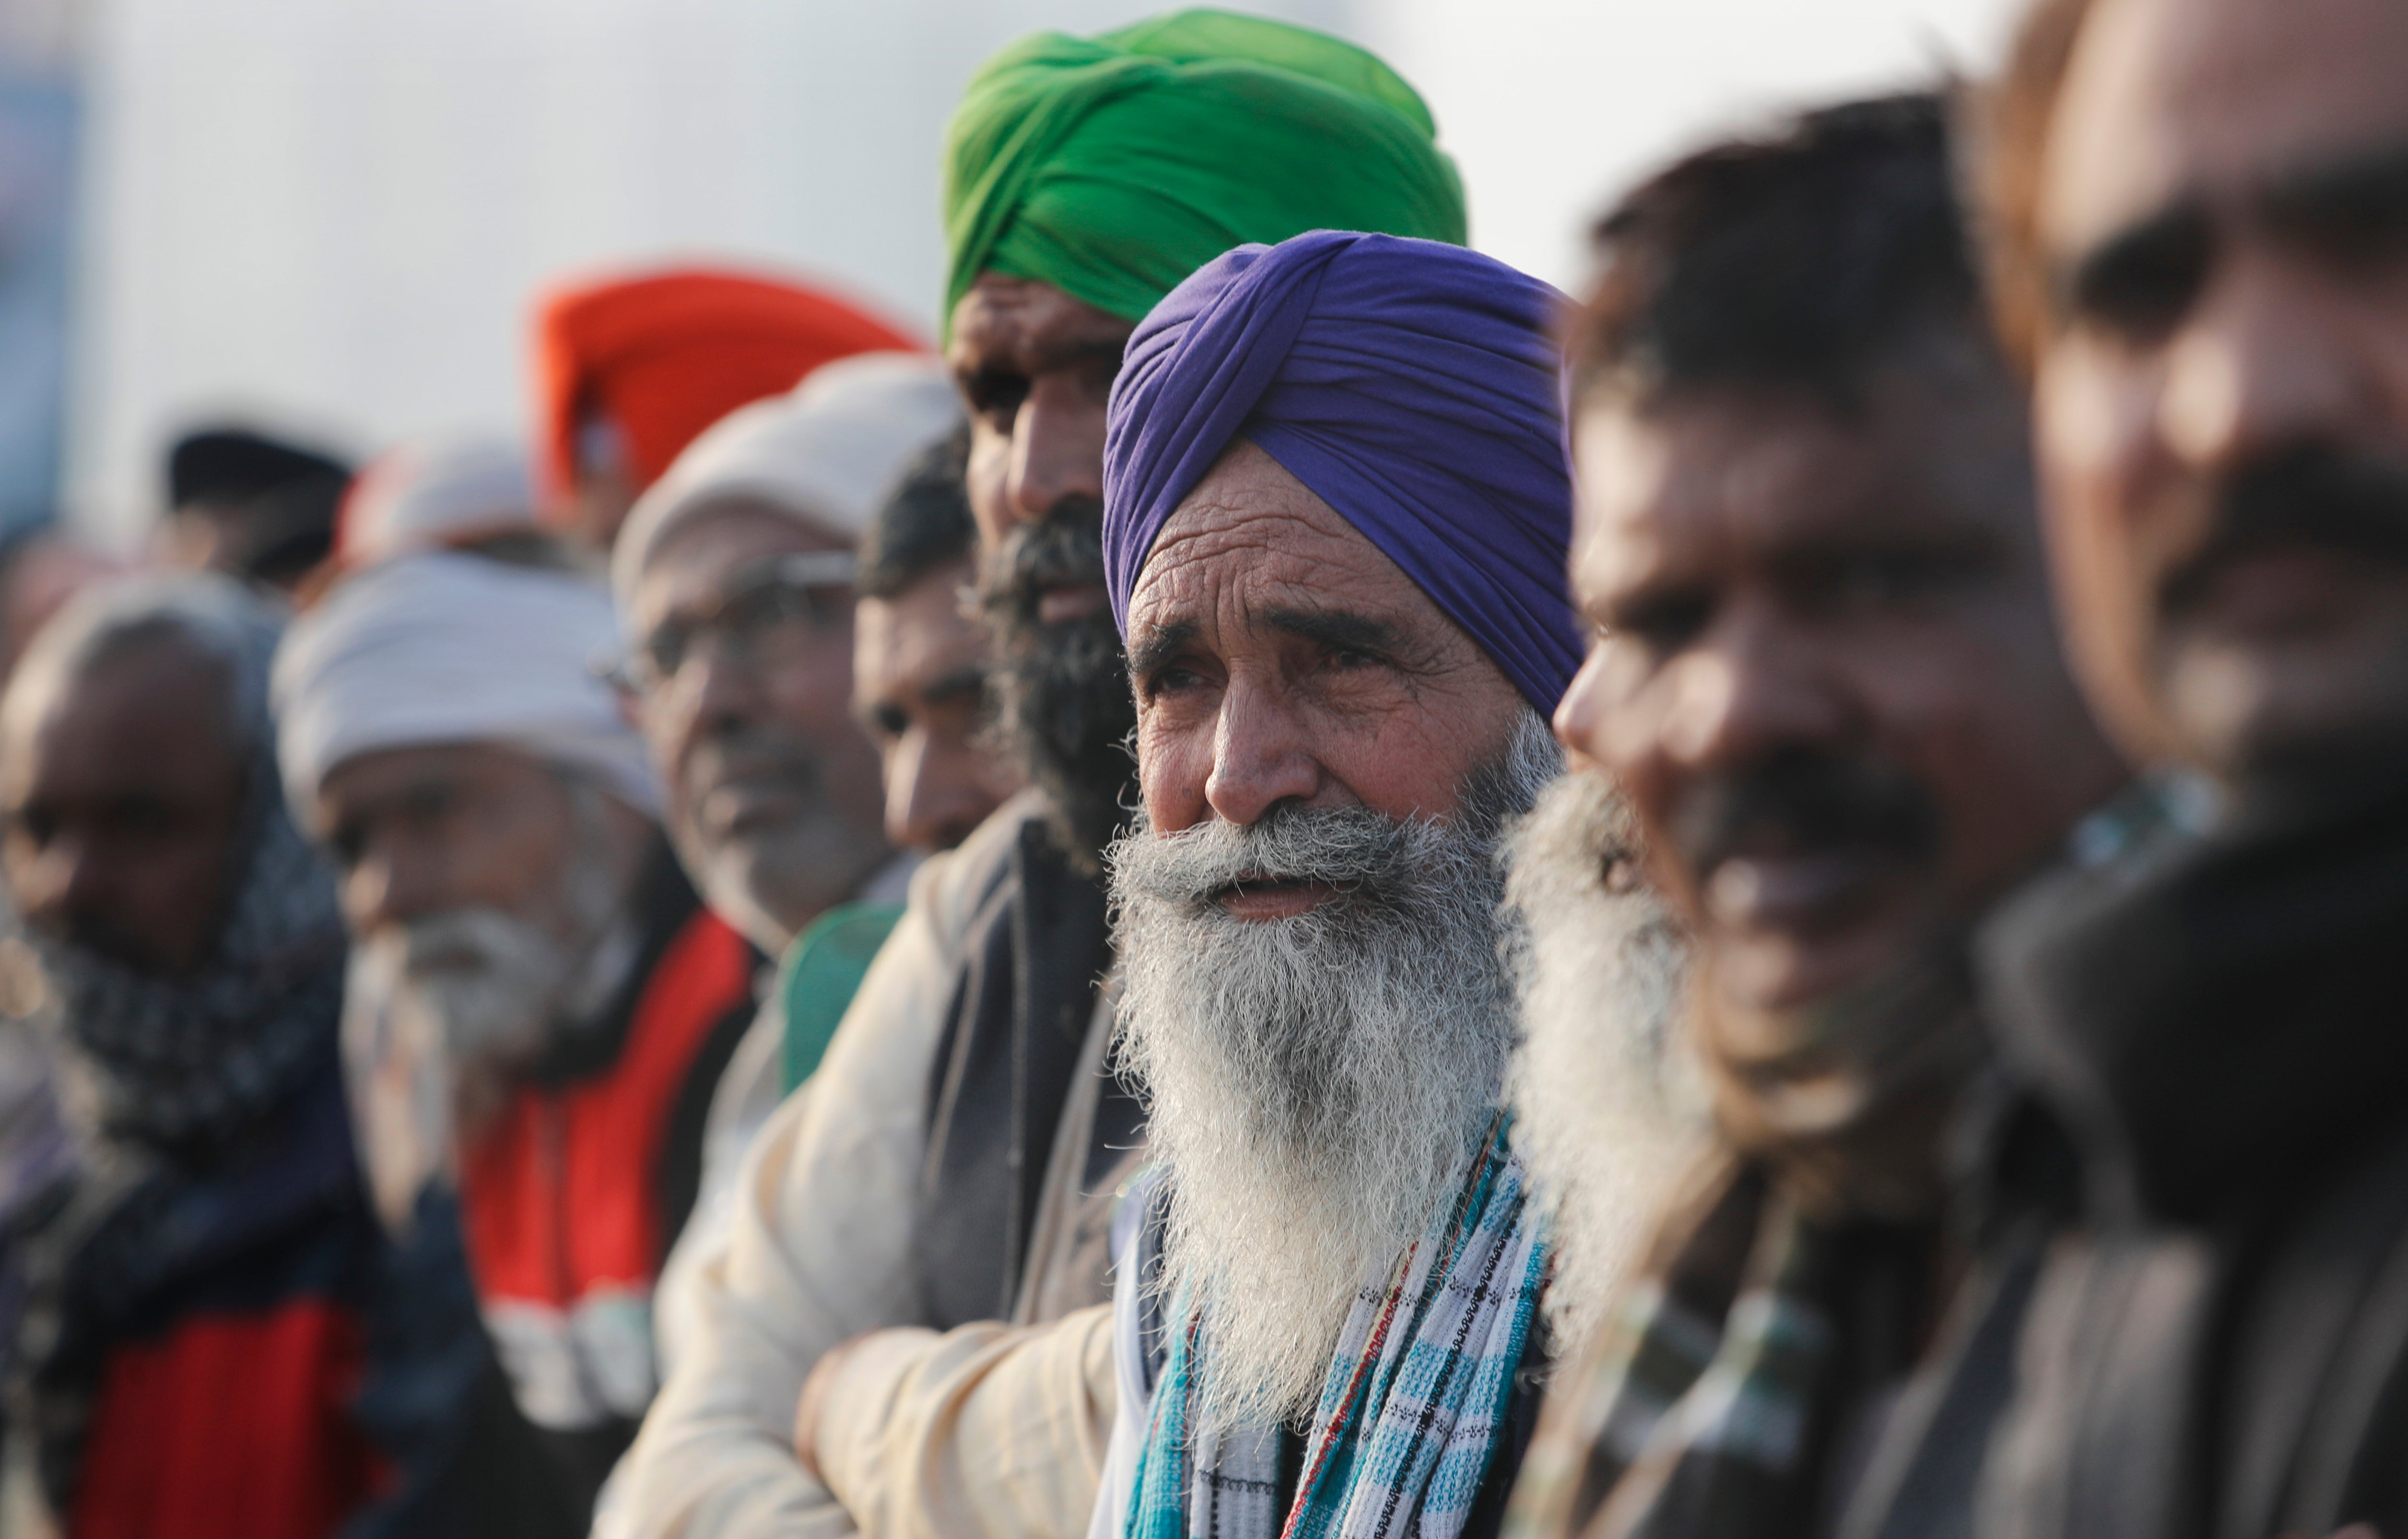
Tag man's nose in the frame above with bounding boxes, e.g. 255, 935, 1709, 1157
1552, 645, 1612, 775
348, 840, 446, 935
1001, 379, 1107, 527
2161, 249, 2376, 475
22, 834, 95, 935
889, 727, 988, 852
680, 637, 765, 736
1658, 610, 1847, 776
1203, 684, 1324, 828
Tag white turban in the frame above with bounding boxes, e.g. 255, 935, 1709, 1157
335, 438, 539, 569
610, 351, 963, 627
274, 551, 659, 822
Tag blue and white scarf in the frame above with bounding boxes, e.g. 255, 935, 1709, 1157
1127, 1120, 1548, 1539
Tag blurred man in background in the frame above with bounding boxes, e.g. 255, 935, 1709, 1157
530, 267, 920, 550
852, 427, 1019, 860
0, 576, 444, 1539
754, 424, 1022, 1101
605, 353, 961, 1385
1844, 0, 2408, 1531
276, 552, 758, 1530
601, 15, 1469, 1537
1506, 94, 2126, 1539
160, 426, 352, 594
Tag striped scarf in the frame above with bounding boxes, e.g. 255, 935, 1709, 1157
1129, 1121, 1549, 1539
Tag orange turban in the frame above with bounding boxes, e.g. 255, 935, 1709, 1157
529, 268, 924, 509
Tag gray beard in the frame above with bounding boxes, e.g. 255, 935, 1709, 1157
358, 783, 628, 1125
1108, 711, 1559, 1429
1500, 769, 1703, 1354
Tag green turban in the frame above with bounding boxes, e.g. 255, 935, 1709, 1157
940, 10, 1467, 338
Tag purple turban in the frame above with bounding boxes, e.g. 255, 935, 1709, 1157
1101, 229, 1583, 713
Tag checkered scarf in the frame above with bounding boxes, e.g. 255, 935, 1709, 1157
1128, 1120, 1548, 1539
37, 767, 347, 1156
1502, 1160, 1866, 1539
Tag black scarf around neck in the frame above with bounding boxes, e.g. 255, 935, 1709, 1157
1979, 775, 2408, 1228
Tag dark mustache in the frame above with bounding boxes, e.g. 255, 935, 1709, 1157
1667, 750, 1938, 878
975, 495, 1107, 623
2162, 447, 2408, 616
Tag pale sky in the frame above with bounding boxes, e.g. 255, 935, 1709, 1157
64, 0, 2020, 537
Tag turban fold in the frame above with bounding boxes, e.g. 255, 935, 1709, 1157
610, 353, 964, 626
1103, 230, 1584, 713
941, 10, 1465, 337
530, 267, 923, 506
274, 552, 659, 819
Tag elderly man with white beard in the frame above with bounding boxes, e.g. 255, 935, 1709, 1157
784, 230, 1586, 1539
275, 550, 763, 1531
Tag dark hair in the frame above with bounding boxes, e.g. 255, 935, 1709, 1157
1570, 92, 1988, 409
857, 424, 975, 602
167, 427, 350, 509
166, 426, 354, 588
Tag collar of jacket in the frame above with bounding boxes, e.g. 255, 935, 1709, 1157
1978, 772, 2408, 1226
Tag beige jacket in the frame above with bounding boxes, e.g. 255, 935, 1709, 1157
810, 1303, 1116, 1539
795, 975, 1140, 1539
597, 796, 1031, 1539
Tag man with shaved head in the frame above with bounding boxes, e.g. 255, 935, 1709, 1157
1834, 0, 2408, 1533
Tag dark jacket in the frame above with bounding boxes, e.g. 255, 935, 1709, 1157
912, 809, 1145, 1331
1844, 780, 2408, 1539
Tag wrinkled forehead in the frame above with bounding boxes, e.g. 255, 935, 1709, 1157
946, 274, 1131, 378
2043, 0, 2408, 259
1125, 442, 1452, 651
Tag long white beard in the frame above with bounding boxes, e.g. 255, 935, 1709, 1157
1109, 711, 1559, 1429
1501, 770, 1705, 1353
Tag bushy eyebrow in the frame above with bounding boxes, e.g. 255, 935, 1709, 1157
917, 664, 989, 706
2263, 138, 2408, 232
1258, 606, 1409, 659
1127, 619, 1200, 683
2054, 136, 2408, 323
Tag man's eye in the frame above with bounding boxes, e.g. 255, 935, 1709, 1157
1611, 592, 1711, 652
869, 704, 910, 741
111, 800, 175, 838
640, 625, 690, 682
1325, 646, 1380, 671
2064, 211, 2214, 343
964, 370, 1030, 429
1143, 664, 1204, 698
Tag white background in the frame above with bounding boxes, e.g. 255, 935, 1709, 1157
62, 0, 2018, 540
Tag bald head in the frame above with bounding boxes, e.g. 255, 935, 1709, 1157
0, 578, 277, 976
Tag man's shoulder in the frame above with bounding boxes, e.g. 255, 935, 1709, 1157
903, 789, 1056, 960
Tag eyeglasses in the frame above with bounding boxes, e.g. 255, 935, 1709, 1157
611, 550, 859, 694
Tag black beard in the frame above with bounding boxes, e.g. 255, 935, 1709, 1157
975, 496, 1138, 870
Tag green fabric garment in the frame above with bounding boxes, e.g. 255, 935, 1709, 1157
777, 901, 906, 1094
940, 9, 1467, 337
